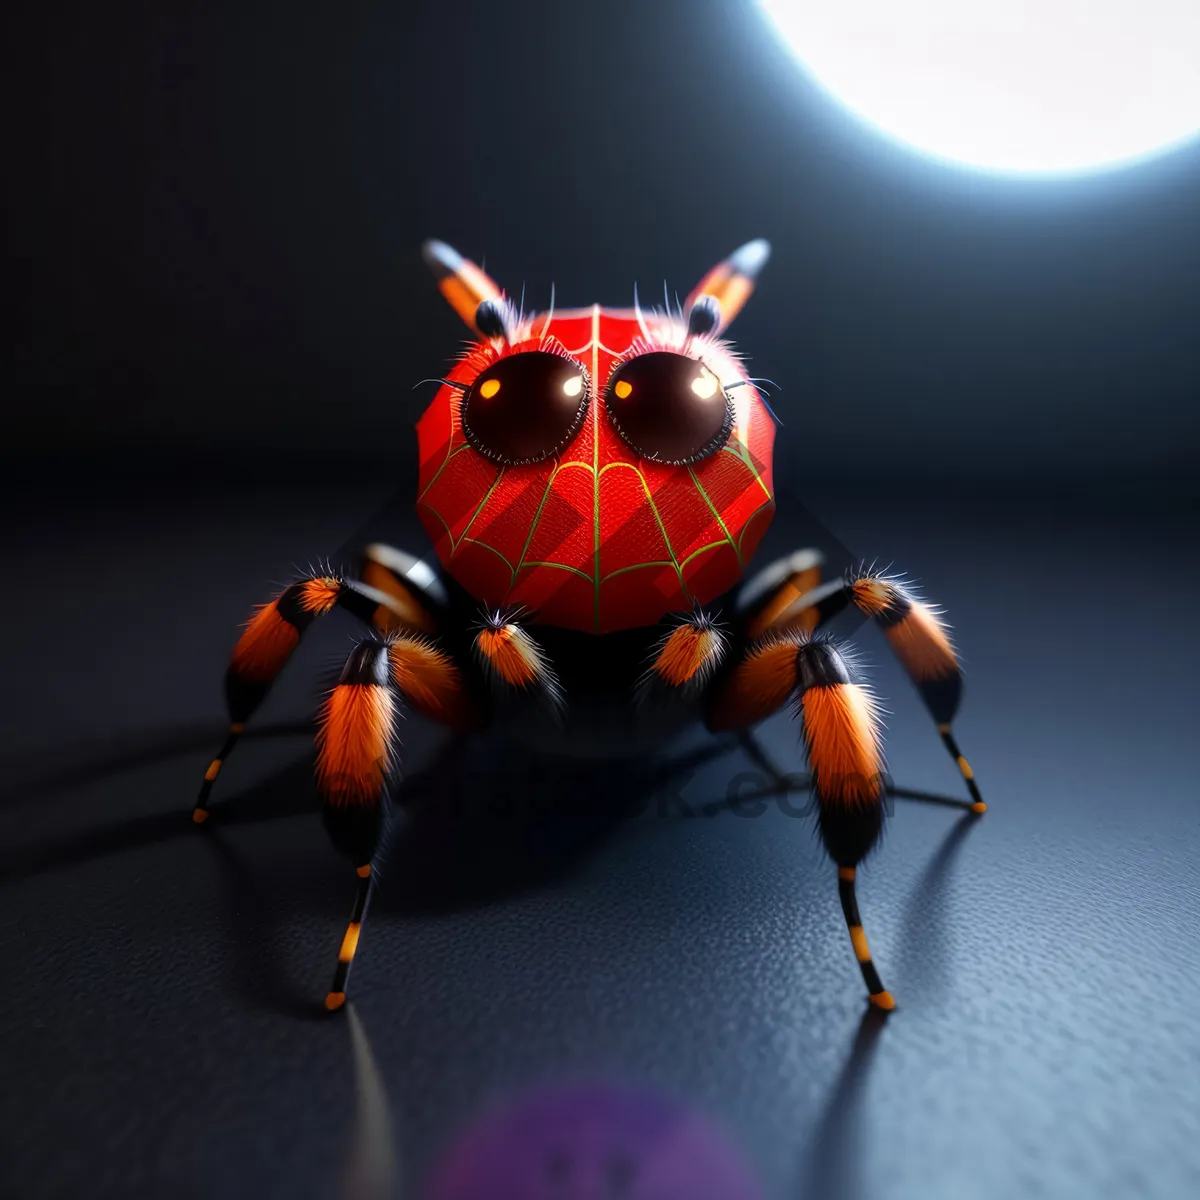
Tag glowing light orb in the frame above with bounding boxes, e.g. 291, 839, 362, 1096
758, 2, 1200, 174
691, 368, 720, 399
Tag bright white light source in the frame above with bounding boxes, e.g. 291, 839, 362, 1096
691, 369, 720, 400
758, 1, 1200, 174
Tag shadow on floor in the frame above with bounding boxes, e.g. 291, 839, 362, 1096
1, 720, 983, 1036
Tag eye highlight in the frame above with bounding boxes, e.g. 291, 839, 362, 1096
461, 350, 590, 465
605, 352, 734, 465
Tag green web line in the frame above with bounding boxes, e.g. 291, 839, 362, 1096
453, 466, 506, 554
687, 465, 742, 570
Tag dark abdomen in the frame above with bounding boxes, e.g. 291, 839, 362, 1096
499, 623, 703, 760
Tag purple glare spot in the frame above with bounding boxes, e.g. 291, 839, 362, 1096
424, 1081, 761, 1200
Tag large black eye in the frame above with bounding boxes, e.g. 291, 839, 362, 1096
605, 352, 733, 464
461, 352, 590, 465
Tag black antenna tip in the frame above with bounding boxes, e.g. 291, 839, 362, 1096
687, 294, 722, 338
475, 298, 509, 340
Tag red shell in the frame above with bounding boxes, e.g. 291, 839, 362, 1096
416, 307, 775, 634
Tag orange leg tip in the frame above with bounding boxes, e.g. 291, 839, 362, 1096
191, 808, 209, 825
338, 922, 362, 964
324, 991, 346, 1012
837, 866, 856, 882
230, 722, 246, 734
356, 864, 372, 879
971, 801, 988, 815
869, 990, 896, 1011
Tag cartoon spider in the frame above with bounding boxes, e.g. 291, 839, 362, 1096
193, 238, 985, 1013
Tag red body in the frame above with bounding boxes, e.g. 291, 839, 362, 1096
416, 305, 776, 634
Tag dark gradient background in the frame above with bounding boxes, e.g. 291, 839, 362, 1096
3, 2, 1199, 1198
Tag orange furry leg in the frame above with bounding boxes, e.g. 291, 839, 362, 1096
715, 627, 895, 1010
389, 636, 477, 732
359, 543, 441, 636
705, 637, 799, 731
738, 556, 984, 815
473, 617, 562, 714
194, 566, 430, 823
794, 637, 894, 1011
849, 570, 985, 813
317, 638, 397, 1012
641, 614, 727, 707
194, 575, 338, 823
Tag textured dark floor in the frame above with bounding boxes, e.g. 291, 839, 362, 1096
1, 479, 1198, 1199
